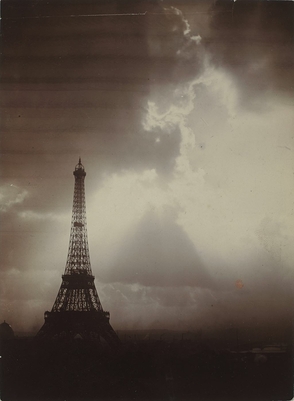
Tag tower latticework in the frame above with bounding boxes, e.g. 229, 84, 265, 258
37, 159, 120, 346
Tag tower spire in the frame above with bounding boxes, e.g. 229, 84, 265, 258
64, 157, 91, 277
36, 160, 120, 346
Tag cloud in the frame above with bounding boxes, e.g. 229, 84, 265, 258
18, 210, 68, 222
0, 184, 28, 212
169, 6, 202, 44
141, 32, 294, 267
169, 7, 192, 37
207, 1, 294, 106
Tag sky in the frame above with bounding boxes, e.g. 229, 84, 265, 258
1, 0, 294, 335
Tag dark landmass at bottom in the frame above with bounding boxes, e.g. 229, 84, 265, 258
0, 331, 293, 401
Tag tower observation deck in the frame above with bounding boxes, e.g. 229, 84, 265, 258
37, 159, 120, 347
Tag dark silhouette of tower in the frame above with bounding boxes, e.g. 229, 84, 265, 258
37, 159, 120, 347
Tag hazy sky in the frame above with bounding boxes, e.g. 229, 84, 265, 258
1, 0, 294, 333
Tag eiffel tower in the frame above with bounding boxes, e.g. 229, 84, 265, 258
37, 158, 120, 347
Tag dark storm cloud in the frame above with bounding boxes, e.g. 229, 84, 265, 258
1, 0, 206, 187
2, 0, 293, 188
206, 1, 294, 108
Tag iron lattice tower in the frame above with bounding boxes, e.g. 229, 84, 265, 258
37, 159, 120, 346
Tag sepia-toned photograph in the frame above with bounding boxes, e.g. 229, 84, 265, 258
1, 0, 293, 400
